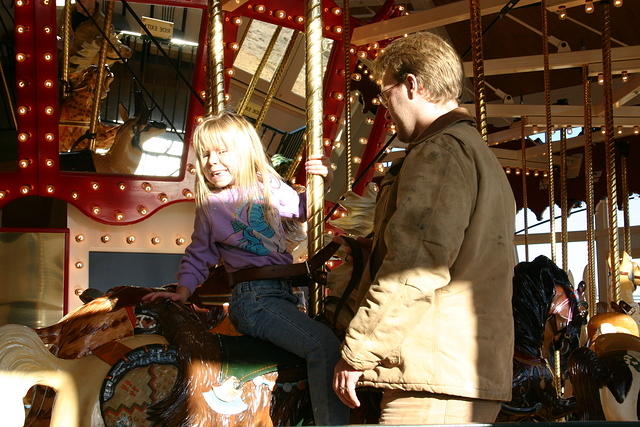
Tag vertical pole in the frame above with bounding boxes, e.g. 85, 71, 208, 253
305, 0, 324, 317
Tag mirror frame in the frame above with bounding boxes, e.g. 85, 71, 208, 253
0, 0, 360, 225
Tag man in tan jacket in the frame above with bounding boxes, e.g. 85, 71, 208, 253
332, 32, 516, 424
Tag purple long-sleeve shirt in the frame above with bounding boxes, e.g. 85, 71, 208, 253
178, 180, 305, 293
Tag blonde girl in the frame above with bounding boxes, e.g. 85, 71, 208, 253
144, 112, 348, 425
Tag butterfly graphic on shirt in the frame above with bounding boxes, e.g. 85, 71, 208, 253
229, 202, 285, 256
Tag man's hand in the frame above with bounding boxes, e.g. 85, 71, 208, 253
333, 358, 364, 408
141, 285, 191, 304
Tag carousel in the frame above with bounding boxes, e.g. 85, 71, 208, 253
0, 0, 639, 425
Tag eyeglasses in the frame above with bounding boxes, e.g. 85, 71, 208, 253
377, 81, 403, 108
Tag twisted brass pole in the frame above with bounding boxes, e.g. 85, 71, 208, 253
520, 117, 529, 262
62, 0, 72, 97
255, 32, 300, 130
344, 0, 353, 186
560, 128, 568, 272
601, 1, 621, 302
541, 0, 556, 263
236, 26, 282, 116
305, 0, 324, 317
469, 0, 488, 141
621, 154, 631, 255
206, 0, 225, 116
88, 0, 114, 152
583, 66, 597, 318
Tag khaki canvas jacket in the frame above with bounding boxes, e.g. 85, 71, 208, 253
342, 108, 515, 401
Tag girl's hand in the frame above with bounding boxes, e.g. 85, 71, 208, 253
305, 156, 333, 188
141, 286, 191, 304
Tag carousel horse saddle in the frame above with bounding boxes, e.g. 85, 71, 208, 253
217, 333, 306, 385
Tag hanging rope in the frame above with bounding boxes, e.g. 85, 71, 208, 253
541, 0, 556, 263
236, 26, 282, 116
601, 1, 621, 302
582, 66, 597, 318
469, 0, 488, 141
87, 0, 114, 152
560, 127, 568, 272
206, 0, 225, 116
255, 32, 299, 130
305, 0, 324, 317
61, 0, 72, 97
343, 0, 353, 186
520, 117, 529, 262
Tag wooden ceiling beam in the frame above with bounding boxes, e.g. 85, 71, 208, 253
592, 73, 640, 116
351, 0, 540, 45
525, 127, 638, 159
461, 103, 640, 119
462, 46, 640, 76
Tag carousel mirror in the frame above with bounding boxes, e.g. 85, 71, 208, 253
0, 2, 16, 173
55, 0, 203, 177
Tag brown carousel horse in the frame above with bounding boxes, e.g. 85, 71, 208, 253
0, 285, 312, 427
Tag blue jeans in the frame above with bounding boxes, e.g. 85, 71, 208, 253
229, 279, 349, 426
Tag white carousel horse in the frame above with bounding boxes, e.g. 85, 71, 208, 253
0, 287, 309, 427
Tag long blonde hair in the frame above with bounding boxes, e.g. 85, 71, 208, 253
191, 112, 283, 235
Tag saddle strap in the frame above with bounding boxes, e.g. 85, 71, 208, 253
93, 341, 133, 365
229, 241, 341, 285
332, 236, 366, 327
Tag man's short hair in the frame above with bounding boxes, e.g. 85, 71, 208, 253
374, 32, 464, 103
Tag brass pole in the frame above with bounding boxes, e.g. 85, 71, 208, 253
583, 66, 597, 318
601, 2, 621, 302
87, 0, 114, 152
206, 0, 225, 116
469, 0, 488, 141
621, 154, 631, 255
305, 0, 324, 317
343, 0, 353, 185
541, 0, 556, 263
236, 26, 282, 116
560, 128, 568, 272
520, 117, 529, 262
0, 61, 16, 128
255, 32, 300, 130
237, 18, 253, 50
62, 0, 73, 97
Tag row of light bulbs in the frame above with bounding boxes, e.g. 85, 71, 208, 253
557, 0, 624, 18
529, 125, 640, 135
505, 168, 547, 177
74, 233, 187, 246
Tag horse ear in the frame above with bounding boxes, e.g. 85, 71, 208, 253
119, 104, 129, 122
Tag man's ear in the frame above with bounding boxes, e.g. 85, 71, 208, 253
405, 74, 420, 98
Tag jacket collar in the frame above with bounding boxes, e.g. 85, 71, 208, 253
409, 107, 475, 147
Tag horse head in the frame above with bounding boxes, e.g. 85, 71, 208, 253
91, 90, 167, 175
69, 9, 132, 73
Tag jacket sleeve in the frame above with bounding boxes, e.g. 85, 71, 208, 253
342, 135, 475, 370
178, 207, 220, 293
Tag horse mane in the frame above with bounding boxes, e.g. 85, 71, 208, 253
512, 255, 571, 357
143, 301, 225, 426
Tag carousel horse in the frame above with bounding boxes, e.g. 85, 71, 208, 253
90, 89, 166, 175
59, 65, 120, 152
1, 286, 313, 427
67, 7, 132, 75
568, 310, 640, 421
495, 255, 584, 422
59, 67, 167, 174
612, 252, 640, 327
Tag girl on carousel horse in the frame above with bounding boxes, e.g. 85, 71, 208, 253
143, 112, 349, 426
